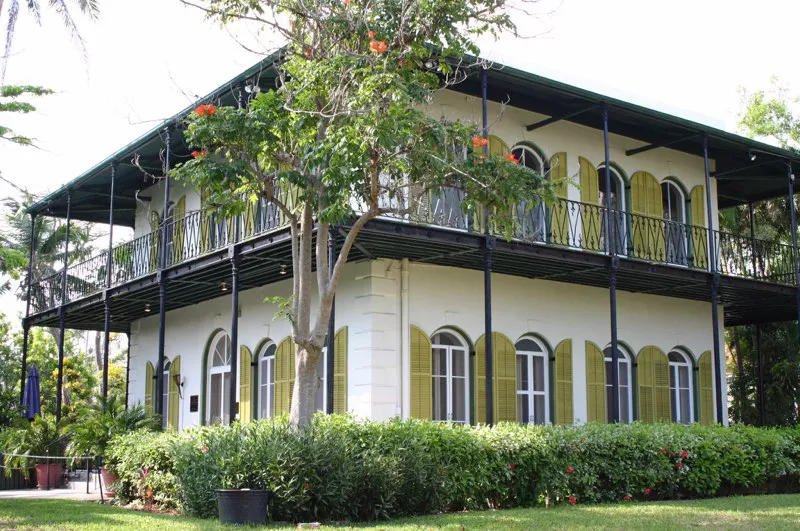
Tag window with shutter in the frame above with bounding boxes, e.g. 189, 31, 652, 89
585, 341, 606, 423
515, 336, 548, 424
603, 345, 634, 423
168, 356, 181, 430
668, 350, 694, 424
698, 351, 715, 425
239, 346, 253, 423
410, 325, 433, 419
548, 152, 569, 246
689, 186, 708, 269
256, 341, 276, 419
334, 327, 348, 414
637, 346, 670, 423
144, 361, 154, 417
554, 339, 573, 425
475, 332, 517, 424
578, 157, 601, 251
630, 171, 665, 261
274, 337, 295, 415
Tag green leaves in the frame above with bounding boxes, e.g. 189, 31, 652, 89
0, 84, 53, 146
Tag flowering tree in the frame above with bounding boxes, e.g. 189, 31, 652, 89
174, 0, 557, 427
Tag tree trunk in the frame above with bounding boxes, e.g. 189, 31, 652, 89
289, 343, 323, 428
94, 331, 103, 372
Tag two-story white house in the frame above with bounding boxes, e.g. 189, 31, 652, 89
20, 56, 800, 430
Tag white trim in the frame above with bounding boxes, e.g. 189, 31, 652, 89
431, 330, 470, 424
603, 346, 633, 423
162, 359, 171, 429
207, 331, 232, 424
257, 342, 276, 419
515, 335, 549, 424
668, 350, 694, 424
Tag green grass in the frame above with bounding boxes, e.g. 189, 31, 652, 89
1, 495, 800, 529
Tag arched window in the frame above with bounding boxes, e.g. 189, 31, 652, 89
669, 350, 693, 424
257, 342, 276, 419
207, 331, 232, 424
314, 347, 330, 413
662, 181, 688, 265
515, 336, 549, 424
603, 346, 633, 423
161, 359, 171, 429
597, 166, 626, 255
431, 330, 469, 423
511, 144, 546, 242
164, 204, 176, 266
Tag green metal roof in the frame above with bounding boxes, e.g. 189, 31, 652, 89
27, 50, 799, 225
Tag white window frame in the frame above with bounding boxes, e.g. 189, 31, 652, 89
316, 347, 330, 413
207, 331, 232, 425
669, 350, 694, 424
162, 359, 171, 429
511, 145, 547, 243
257, 342, 276, 419
662, 180, 689, 265
597, 165, 627, 255
432, 331, 470, 424
511, 145, 544, 173
604, 346, 633, 423
515, 336, 549, 425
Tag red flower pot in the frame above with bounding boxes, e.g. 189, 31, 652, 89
100, 466, 117, 497
35, 463, 63, 490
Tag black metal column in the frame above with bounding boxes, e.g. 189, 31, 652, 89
156, 127, 172, 420
228, 241, 240, 425
703, 136, 724, 424
55, 194, 72, 423
102, 162, 117, 407
748, 202, 757, 278
603, 106, 620, 423
19, 213, 36, 405
787, 162, 800, 324
755, 324, 764, 425
481, 67, 494, 425
325, 227, 336, 415
124, 331, 131, 410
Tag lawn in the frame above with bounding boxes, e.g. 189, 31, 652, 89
1, 494, 799, 529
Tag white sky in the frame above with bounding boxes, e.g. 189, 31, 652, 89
1, 0, 799, 321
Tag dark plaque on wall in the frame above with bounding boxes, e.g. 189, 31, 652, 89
189, 395, 199, 412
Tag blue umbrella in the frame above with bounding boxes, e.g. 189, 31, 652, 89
22, 365, 41, 421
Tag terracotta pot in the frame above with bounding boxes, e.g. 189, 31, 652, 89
35, 463, 63, 490
100, 466, 117, 497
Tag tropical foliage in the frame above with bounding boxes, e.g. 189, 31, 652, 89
0, 414, 66, 478
66, 396, 157, 458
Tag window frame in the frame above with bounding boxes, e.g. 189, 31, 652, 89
257, 342, 277, 420
207, 331, 232, 425
431, 330, 470, 424
662, 180, 689, 265
515, 336, 549, 425
668, 350, 694, 424
597, 165, 627, 255
603, 346, 633, 423
161, 359, 171, 429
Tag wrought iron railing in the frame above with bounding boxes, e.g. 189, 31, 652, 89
28, 193, 797, 313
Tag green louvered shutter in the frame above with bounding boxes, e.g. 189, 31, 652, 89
173, 196, 186, 264
630, 171, 665, 261
690, 186, 708, 269
145, 361, 155, 417
548, 152, 569, 246
333, 327, 348, 414
149, 212, 161, 272
554, 339, 574, 425
475, 333, 517, 424
274, 338, 295, 415
167, 356, 180, 430
585, 341, 606, 423
698, 351, 715, 425
579, 157, 601, 251
475, 335, 487, 424
637, 347, 671, 423
239, 346, 253, 423
410, 325, 432, 419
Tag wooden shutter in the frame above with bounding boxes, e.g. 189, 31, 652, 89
554, 339, 574, 425
690, 186, 708, 269
410, 325, 432, 419
144, 361, 154, 417
475, 333, 517, 424
698, 351, 715, 425
637, 346, 671, 423
333, 327, 348, 414
630, 171, 665, 261
173, 196, 186, 264
585, 341, 606, 423
578, 157, 601, 250
548, 152, 569, 246
148, 212, 161, 272
239, 346, 253, 423
167, 356, 181, 430
274, 337, 296, 415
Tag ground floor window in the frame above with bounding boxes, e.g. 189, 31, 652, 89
162, 359, 171, 429
432, 331, 469, 423
515, 337, 548, 424
669, 350, 693, 424
258, 342, 276, 419
207, 331, 232, 424
604, 346, 632, 423
314, 347, 329, 413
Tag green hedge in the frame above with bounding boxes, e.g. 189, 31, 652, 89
106, 416, 800, 521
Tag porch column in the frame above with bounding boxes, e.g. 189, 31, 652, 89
102, 161, 117, 407
125, 331, 131, 410
18, 213, 36, 405
786, 162, 800, 324
156, 126, 172, 420
603, 106, 620, 423
748, 202, 757, 278
56, 193, 72, 423
754, 324, 764, 425
481, 67, 494, 425
325, 227, 336, 414
703, 136, 724, 424
228, 227, 240, 425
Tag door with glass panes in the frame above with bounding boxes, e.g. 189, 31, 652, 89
431, 332, 469, 423
516, 338, 549, 424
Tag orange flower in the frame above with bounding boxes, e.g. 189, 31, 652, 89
368, 31, 375, 38
195, 104, 217, 117
472, 136, 488, 148
192, 150, 207, 159
369, 40, 388, 54
503, 153, 519, 164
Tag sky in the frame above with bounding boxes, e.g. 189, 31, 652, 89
1, 0, 799, 321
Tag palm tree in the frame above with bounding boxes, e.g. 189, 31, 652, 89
1, 0, 100, 84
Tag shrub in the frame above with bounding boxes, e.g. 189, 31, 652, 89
106, 418, 800, 522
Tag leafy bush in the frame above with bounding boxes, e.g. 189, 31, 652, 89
106, 418, 800, 521
1, 415, 67, 479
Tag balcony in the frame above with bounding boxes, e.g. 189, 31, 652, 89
28, 194, 796, 315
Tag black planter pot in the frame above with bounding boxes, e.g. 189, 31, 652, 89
215, 489, 269, 525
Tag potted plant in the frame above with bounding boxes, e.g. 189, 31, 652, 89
65, 396, 158, 496
2, 415, 67, 489
215, 487, 270, 525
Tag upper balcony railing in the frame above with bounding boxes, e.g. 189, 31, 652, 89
28, 192, 797, 313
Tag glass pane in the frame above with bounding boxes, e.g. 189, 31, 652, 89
605, 360, 613, 388
606, 385, 614, 423
533, 355, 545, 392
516, 339, 542, 352
533, 395, 545, 425
452, 350, 466, 377
680, 390, 691, 424
432, 348, 447, 377
517, 394, 529, 424
452, 377, 466, 423
210, 373, 221, 424
517, 355, 528, 391
268, 383, 275, 418
314, 355, 324, 412
619, 386, 630, 423
619, 362, 629, 386
432, 376, 447, 421
223, 372, 231, 424
679, 366, 689, 388
432, 332, 458, 347
670, 365, 677, 389
668, 351, 683, 363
